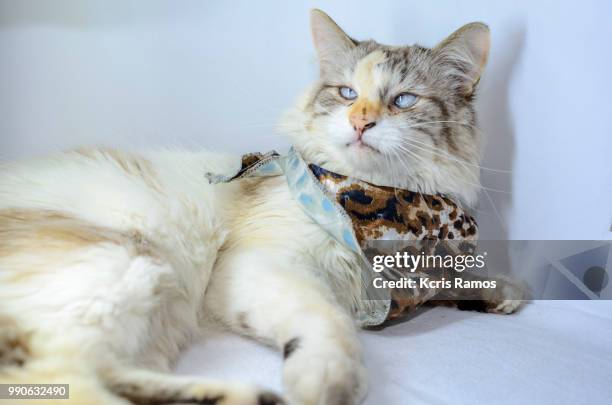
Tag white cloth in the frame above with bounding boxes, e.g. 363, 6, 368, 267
176, 301, 612, 404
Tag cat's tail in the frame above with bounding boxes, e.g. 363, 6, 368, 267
0, 314, 129, 404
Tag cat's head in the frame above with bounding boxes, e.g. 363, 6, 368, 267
282, 9, 490, 206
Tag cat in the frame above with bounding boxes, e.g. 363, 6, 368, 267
0, 9, 521, 405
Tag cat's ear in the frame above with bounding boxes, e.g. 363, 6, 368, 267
310, 9, 356, 75
434, 22, 490, 96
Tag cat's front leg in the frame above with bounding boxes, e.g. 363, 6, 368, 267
205, 248, 367, 405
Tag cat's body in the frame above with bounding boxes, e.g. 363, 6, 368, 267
0, 10, 520, 405
0, 147, 364, 405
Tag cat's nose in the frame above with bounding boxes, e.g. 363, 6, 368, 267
350, 118, 377, 138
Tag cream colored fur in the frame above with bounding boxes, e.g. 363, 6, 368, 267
0, 146, 367, 405
0, 9, 505, 405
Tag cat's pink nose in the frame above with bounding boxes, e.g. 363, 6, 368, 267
350, 117, 377, 138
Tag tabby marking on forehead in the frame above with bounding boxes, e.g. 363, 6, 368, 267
350, 50, 386, 122
353, 50, 386, 100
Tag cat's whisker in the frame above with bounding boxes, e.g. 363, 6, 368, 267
394, 120, 485, 134
388, 146, 429, 185
386, 148, 408, 186
396, 137, 511, 174
386, 151, 404, 187
395, 141, 509, 228
397, 139, 513, 191
482, 186, 508, 230
376, 121, 510, 174
388, 144, 509, 224
391, 143, 511, 194
391, 150, 505, 218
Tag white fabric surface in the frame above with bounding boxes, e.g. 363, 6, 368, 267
176, 301, 612, 404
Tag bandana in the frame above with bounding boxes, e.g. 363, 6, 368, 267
206, 149, 478, 327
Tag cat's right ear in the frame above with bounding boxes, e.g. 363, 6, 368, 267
310, 9, 356, 75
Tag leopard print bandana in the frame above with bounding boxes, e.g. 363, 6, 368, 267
206, 149, 478, 326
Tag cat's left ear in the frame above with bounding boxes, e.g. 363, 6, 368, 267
434, 22, 490, 96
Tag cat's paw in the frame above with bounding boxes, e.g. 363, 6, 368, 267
483, 276, 525, 315
489, 299, 522, 314
282, 338, 367, 405
219, 389, 284, 405
165, 383, 284, 405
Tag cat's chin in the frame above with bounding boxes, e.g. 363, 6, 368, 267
324, 145, 380, 172
329, 148, 398, 186
345, 140, 383, 156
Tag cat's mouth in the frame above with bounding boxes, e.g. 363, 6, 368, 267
346, 139, 381, 155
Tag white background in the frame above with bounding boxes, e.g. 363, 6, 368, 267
0, 0, 610, 240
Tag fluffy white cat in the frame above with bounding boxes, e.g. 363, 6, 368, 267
0, 10, 515, 405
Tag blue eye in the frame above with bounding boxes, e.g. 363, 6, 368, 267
339, 86, 358, 100
393, 93, 418, 109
